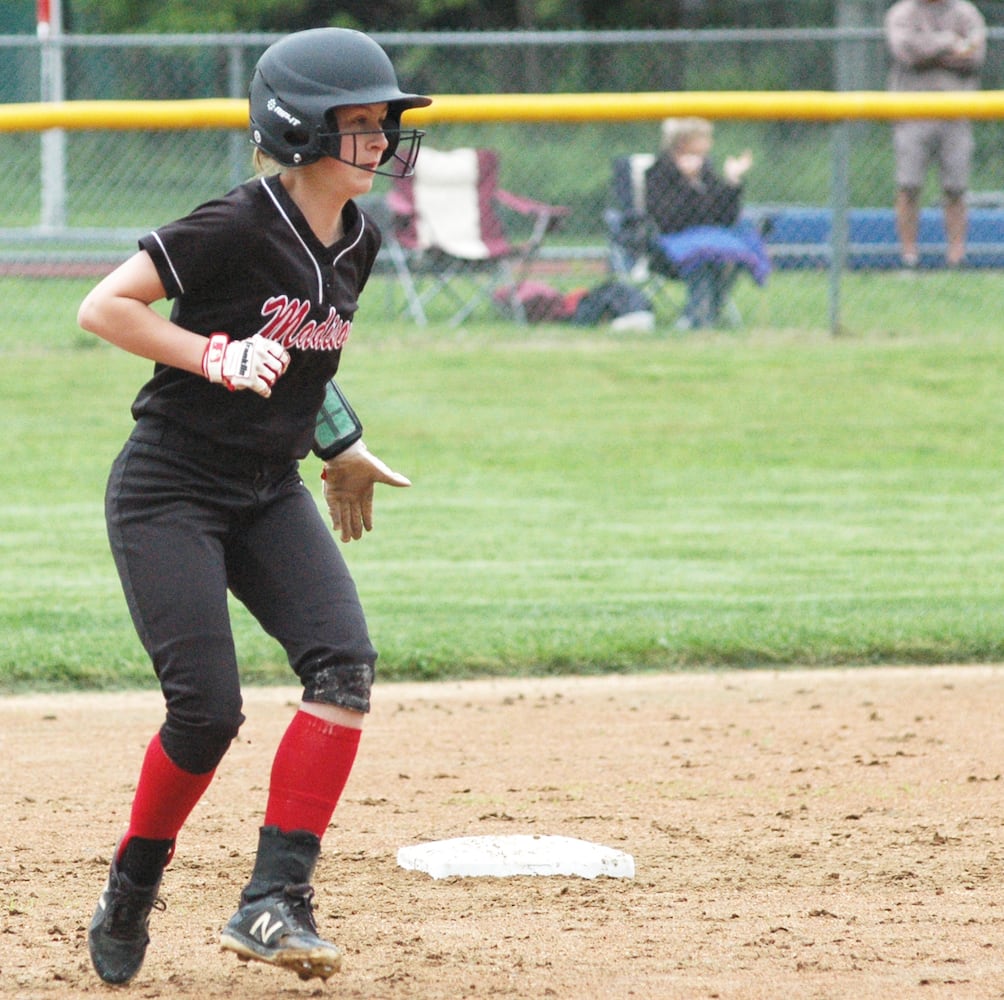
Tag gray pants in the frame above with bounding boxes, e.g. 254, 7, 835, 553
105, 418, 377, 774
893, 118, 974, 195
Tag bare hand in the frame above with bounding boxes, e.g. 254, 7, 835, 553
723, 150, 754, 186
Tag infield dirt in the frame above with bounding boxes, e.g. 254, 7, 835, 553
2, 666, 1002, 999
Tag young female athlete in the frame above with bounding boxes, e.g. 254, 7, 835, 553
77, 28, 430, 985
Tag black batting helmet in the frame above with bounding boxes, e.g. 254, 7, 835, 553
248, 28, 431, 174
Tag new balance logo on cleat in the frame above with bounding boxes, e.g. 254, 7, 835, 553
249, 911, 284, 944
220, 883, 342, 982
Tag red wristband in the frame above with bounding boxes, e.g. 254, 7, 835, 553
201, 333, 230, 382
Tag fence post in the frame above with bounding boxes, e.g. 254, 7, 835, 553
831, 1, 874, 334
829, 123, 851, 335
37, 0, 66, 230
227, 43, 247, 189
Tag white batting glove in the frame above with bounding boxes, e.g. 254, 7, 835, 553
322, 440, 411, 542
201, 333, 290, 398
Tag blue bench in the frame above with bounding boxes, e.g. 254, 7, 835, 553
751, 206, 1004, 270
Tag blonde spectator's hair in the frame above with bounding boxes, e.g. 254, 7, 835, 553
659, 116, 714, 156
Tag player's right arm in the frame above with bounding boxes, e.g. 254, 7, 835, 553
77, 250, 289, 397
78, 250, 210, 374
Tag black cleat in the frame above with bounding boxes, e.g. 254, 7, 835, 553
220, 882, 341, 981
87, 858, 165, 984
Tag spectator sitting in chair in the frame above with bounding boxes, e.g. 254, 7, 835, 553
645, 117, 766, 330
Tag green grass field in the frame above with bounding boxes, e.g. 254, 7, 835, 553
3, 276, 1004, 692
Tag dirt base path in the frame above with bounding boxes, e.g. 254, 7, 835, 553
2, 666, 1003, 999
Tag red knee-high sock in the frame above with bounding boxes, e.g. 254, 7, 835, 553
121, 732, 215, 852
264, 710, 362, 839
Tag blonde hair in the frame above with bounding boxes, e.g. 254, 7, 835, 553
252, 147, 284, 177
659, 117, 713, 156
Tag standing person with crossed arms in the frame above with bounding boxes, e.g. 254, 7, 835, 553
77, 28, 430, 985
885, 0, 986, 269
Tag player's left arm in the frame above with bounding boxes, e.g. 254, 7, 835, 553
314, 380, 411, 543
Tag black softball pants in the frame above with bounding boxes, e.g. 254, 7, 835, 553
105, 418, 378, 774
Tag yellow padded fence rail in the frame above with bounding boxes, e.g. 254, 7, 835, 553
4, 91, 1004, 131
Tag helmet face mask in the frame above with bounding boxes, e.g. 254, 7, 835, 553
249, 28, 431, 175
314, 125, 425, 178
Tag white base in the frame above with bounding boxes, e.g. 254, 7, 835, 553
396, 834, 635, 880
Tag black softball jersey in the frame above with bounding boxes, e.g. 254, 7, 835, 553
132, 173, 381, 462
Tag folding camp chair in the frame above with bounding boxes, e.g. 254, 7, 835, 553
604, 153, 678, 305
384, 147, 569, 326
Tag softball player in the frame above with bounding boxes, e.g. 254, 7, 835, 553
77, 28, 430, 985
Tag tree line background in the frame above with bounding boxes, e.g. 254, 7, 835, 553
4, 0, 1004, 35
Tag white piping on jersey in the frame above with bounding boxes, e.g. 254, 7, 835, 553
261, 178, 325, 302
260, 177, 368, 307
149, 182, 368, 307
332, 216, 366, 273
148, 231, 185, 296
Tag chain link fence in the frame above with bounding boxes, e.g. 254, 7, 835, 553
3, 28, 1004, 335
